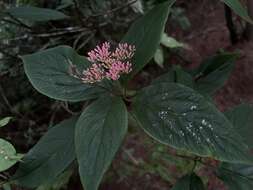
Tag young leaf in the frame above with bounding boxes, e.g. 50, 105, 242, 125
0, 138, 19, 172
221, 0, 253, 24
171, 173, 205, 190
22, 46, 108, 102
122, 0, 176, 79
217, 163, 253, 190
14, 117, 77, 188
154, 46, 164, 68
161, 33, 186, 49
132, 82, 252, 164
225, 104, 253, 148
7, 6, 68, 21
75, 96, 128, 190
0, 117, 12, 128
194, 52, 238, 95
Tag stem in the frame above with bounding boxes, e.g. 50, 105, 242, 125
73, 0, 85, 26
191, 159, 198, 173
224, 5, 238, 44
7, 13, 32, 30
245, 0, 253, 40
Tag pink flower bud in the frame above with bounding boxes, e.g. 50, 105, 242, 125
82, 42, 135, 83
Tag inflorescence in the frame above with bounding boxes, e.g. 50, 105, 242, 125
72, 42, 135, 84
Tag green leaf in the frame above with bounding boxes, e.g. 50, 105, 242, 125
153, 65, 194, 88
14, 117, 77, 188
36, 170, 73, 190
0, 117, 12, 127
75, 96, 128, 190
217, 163, 253, 190
22, 46, 108, 102
161, 33, 186, 49
154, 46, 164, 68
221, 104, 253, 189
225, 103, 253, 148
7, 6, 69, 21
122, 0, 176, 79
221, 0, 253, 24
0, 138, 19, 172
57, 0, 74, 10
132, 82, 252, 164
194, 52, 238, 95
2, 183, 11, 190
171, 173, 205, 190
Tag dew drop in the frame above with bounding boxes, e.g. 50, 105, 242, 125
179, 130, 185, 136
162, 92, 169, 100
208, 124, 214, 131
158, 111, 168, 120
190, 105, 197, 110
201, 119, 207, 126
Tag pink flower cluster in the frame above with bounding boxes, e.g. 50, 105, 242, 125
81, 42, 135, 83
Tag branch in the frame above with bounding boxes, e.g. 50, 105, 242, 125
90, 0, 138, 18
33, 27, 92, 38
73, 0, 85, 26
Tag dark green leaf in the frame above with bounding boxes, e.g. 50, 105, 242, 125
132, 82, 252, 164
8, 6, 68, 21
217, 163, 253, 190
153, 65, 194, 88
23, 46, 108, 102
75, 96, 128, 190
14, 117, 77, 188
225, 104, 253, 148
194, 52, 238, 95
218, 104, 253, 190
36, 170, 73, 190
221, 0, 253, 24
171, 173, 205, 190
122, 0, 176, 79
